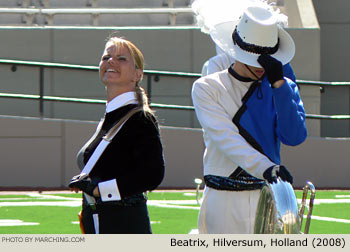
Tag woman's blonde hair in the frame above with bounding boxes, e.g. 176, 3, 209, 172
106, 37, 153, 115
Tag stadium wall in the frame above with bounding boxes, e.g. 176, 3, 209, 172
0, 115, 348, 189
0, 25, 321, 135
312, 0, 350, 137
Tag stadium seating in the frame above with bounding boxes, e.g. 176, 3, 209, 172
0, 0, 194, 26
0, 0, 349, 189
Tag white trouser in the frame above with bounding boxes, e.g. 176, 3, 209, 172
198, 186, 261, 234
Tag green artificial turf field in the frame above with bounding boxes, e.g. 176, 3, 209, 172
0, 190, 349, 234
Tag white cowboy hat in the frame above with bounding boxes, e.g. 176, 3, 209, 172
209, 6, 295, 68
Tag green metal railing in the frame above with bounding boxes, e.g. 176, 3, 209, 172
0, 59, 349, 120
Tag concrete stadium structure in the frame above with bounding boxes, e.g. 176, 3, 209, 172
0, 0, 349, 189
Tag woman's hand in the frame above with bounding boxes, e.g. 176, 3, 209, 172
93, 186, 100, 197
70, 187, 80, 193
68, 173, 101, 196
69, 186, 99, 197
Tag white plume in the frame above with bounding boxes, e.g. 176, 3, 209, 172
191, 0, 288, 34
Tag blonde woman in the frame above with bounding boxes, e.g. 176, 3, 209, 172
70, 37, 165, 234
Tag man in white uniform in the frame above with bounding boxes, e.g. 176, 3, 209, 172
192, 6, 307, 233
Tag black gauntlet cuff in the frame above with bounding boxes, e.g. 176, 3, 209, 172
69, 173, 101, 196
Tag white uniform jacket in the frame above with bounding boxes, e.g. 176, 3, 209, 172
192, 69, 277, 180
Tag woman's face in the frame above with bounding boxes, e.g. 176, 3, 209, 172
99, 42, 142, 88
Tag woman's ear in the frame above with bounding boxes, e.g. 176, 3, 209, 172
135, 69, 143, 82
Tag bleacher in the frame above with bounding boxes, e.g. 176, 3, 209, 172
0, 0, 194, 26
0, 0, 349, 189
0, 0, 348, 136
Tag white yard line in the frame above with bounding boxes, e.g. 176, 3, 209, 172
189, 229, 199, 234
0, 201, 81, 207
0, 196, 349, 223
1, 198, 349, 207
0, 220, 39, 226
0, 198, 31, 201
27, 192, 80, 201
0, 199, 199, 209
183, 193, 196, 196
148, 200, 198, 205
148, 202, 200, 210
0, 196, 349, 228
297, 198, 350, 204
147, 200, 200, 210
310, 215, 350, 224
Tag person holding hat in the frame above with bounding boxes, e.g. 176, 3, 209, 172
192, 6, 307, 233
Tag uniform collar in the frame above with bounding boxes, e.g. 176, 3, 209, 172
106, 91, 138, 113
228, 65, 255, 82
